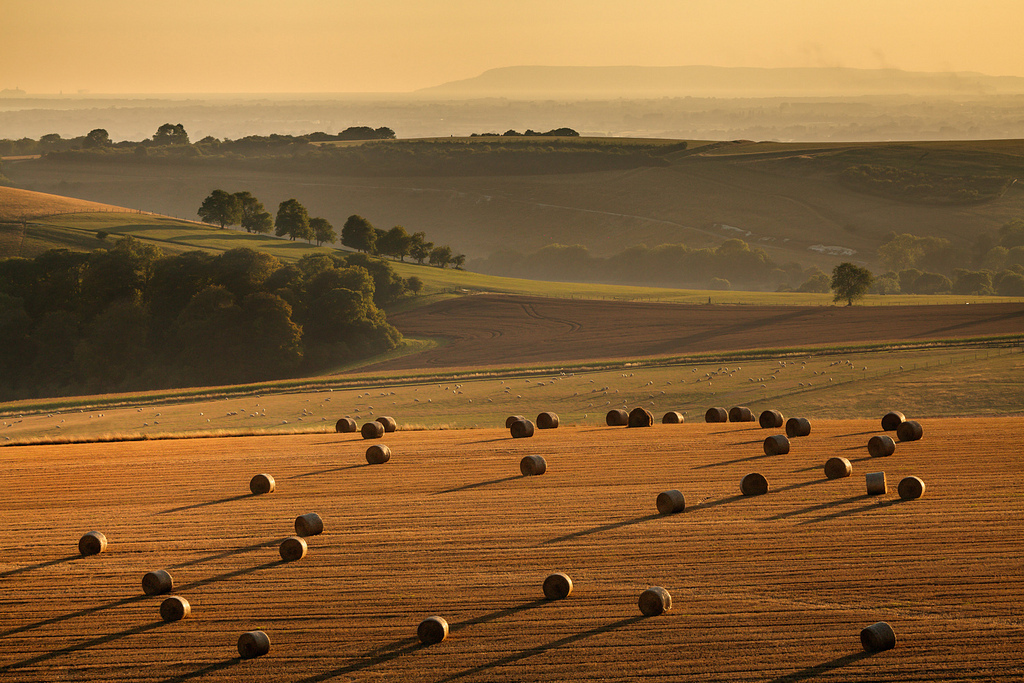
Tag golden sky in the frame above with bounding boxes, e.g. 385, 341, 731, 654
2, 0, 1021, 93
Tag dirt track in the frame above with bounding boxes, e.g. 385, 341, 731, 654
380, 295, 1024, 370
1, 418, 1021, 681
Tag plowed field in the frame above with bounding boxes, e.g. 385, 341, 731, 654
1, 418, 1021, 681
381, 295, 1024, 370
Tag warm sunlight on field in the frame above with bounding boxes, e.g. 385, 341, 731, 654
0, 186, 128, 222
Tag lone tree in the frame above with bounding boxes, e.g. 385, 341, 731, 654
275, 199, 311, 241
831, 262, 873, 305
198, 189, 241, 229
234, 191, 273, 234
341, 215, 377, 253
310, 217, 336, 246
83, 128, 110, 148
153, 123, 190, 145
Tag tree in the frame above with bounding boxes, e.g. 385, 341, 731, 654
451, 253, 466, 270
341, 215, 376, 253
197, 189, 241, 229
310, 217, 336, 246
406, 275, 423, 296
409, 232, 432, 264
378, 225, 411, 261
275, 199, 311, 241
83, 128, 110, 149
830, 262, 873, 305
154, 123, 190, 145
429, 245, 453, 268
234, 191, 272, 234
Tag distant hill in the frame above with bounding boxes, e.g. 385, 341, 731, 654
419, 65, 1024, 99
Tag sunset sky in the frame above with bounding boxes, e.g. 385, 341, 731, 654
3, 0, 1021, 94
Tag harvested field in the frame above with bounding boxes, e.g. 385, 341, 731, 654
379, 295, 1024, 370
0, 186, 125, 222
0, 418, 1021, 681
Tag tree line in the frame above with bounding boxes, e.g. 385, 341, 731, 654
0, 239, 419, 400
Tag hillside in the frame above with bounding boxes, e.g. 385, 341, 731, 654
0, 185, 129, 222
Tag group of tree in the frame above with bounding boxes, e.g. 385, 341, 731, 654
840, 164, 1013, 205
471, 128, 580, 137
340, 216, 464, 268
0, 238, 425, 400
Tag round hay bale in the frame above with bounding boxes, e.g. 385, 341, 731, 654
142, 569, 173, 596
536, 412, 559, 429
335, 417, 357, 433
360, 421, 384, 439
505, 415, 526, 428
881, 411, 905, 432
656, 489, 686, 515
279, 536, 308, 561
237, 630, 271, 659
249, 473, 275, 495
758, 410, 784, 429
638, 586, 672, 616
542, 572, 573, 600
520, 455, 547, 476
417, 616, 449, 645
740, 472, 769, 496
160, 596, 191, 622
729, 406, 753, 423
78, 531, 107, 557
860, 621, 897, 652
785, 417, 811, 438
897, 476, 926, 500
867, 435, 896, 457
896, 420, 923, 442
294, 512, 324, 537
627, 407, 654, 428
763, 434, 791, 456
661, 411, 685, 424
375, 415, 397, 433
606, 409, 629, 426
365, 444, 391, 464
824, 457, 853, 480
510, 419, 535, 438
866, 471, 887, 496
705, 407, 728, 423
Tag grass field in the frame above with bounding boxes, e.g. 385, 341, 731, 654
0, 418, 1021, 681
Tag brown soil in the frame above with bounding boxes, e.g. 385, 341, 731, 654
1, 418, 1021, 681
381, 294, 1024, 369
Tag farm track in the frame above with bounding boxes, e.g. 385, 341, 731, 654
0, 418, 1021, 681
378, 295, 1024, 370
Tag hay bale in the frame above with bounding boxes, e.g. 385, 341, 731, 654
237, 630, 271, 659
705, 407, 728, 423
860, 621, 897, 652
160, 596, 191, 622
656, 489, 686, 514
295, 512, 324, 537
279, 536, 308, 561
510, 419, 535, 438
606, 409, 629, 426
505, 415, 526, 428
896, 420, 923, 442
142, 569, 173, 596
661, 411, 684, 424
542, 572, 573, 600
758, 410, 784, 429
627, 407, 653, 428
897, 476, 926, 500
360, 421, 384, 439
867, 435, 896, 457
375, 416, 397, 433
335, 417, 357, 433
866, 471, 887, 496
785, 417, 811, 438
418, 616, 449, 645
729, 406, 753, 423
763, 434, 790, 456
366, 444, 391, 464
536, 412, 559, 429
824, 457, 853, 480
740, 472, 769, 496
78, 530, 107, 557
638, 586, 672, 616
520, 455, 547, 476
249, 473, 275, 495
881, 411, 905, 431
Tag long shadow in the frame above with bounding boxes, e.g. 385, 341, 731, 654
159, 658, 241, 683
0, 594, 149, 638
766, 494, 866, 521
176, 559, 286, 593
689, 494, 745, 511
694, 451, 774, 469
293, 640, 423, 683
462, 437, 513, 445
158, 493, 252, 515
438, 615, 646, 681
710, 427, 760, 435
771, 479, 827, 494
539, 513, 661, 545
0, 620, 164, 673
449, 599, 548, 634
168, 538, 284, 570
290, 463, 369, 479
834, 430, 879, 438
799, 499, 903, 525
435, 475, 520, 495
0, 554, 78, 579
766, 651, 873, 682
